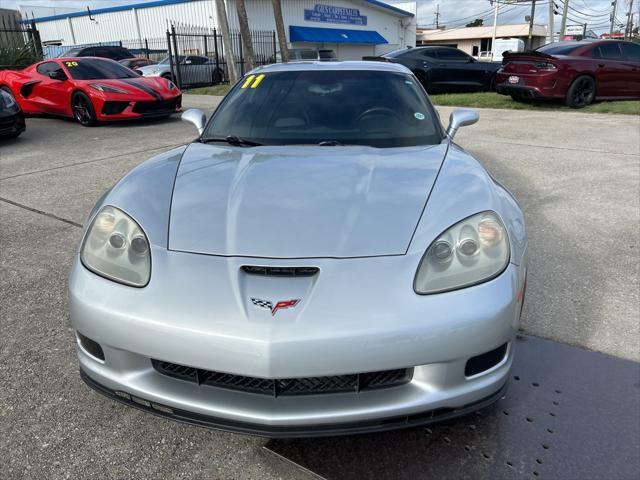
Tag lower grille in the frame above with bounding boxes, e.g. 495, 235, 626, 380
133, 96, 181, 115
102, 101, 129, 115
152, 360, 412, 397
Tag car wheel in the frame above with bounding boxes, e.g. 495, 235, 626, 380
162, 73, 176, 84
212, 68, 224, 85
488, 74, 497, 92
71, 91, 97, 126
565, 75, 596, 108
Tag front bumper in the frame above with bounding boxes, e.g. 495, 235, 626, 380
81, 368, 509, 437
70, 249, 524, 436
95, 94, 182, 121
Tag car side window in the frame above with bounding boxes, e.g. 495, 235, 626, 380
188, 56, 208, 65
421, 50, 438, 60
437, 49, 472, 62
300, 50, 317, 60
620, 43, 640, 62
593, 43, 623, 60
80, 48, 95, 57
36, 61, 60, 76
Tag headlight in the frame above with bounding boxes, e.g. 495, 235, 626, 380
0, 89, 17, 109
414, 211, 509, 294
80, 206, 151, 287
167, 79, 177, 90
89, 83, 129, 94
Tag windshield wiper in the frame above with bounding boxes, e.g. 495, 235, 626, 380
200, 135, 263, 147
318, 140, 344, 146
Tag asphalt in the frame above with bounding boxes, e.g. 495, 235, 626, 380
1, 95, 638, 479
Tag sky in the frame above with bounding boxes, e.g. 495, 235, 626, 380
3, 0, 637, 33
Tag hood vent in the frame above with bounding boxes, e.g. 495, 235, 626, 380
241, 266, 319, 277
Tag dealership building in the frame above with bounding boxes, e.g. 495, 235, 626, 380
19, 0, 417, 60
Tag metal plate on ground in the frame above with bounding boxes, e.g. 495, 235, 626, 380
265, 335, 640, 479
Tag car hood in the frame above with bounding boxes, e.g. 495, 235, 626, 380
168, 142, 448, 258
82, 76, 177, 97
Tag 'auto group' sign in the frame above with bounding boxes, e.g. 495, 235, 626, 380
304, 4, 368, 26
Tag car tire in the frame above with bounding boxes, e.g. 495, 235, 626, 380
162, 73, 176, 84
565, 75, 596, 108
212, 68, 224, 85
488, 74, 497, 92
71, 91, 97, 127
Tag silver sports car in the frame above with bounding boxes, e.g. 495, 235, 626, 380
69, 61, 527, 437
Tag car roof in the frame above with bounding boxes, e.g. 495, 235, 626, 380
253, 60, 411, 74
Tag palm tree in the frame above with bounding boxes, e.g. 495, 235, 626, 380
215, 0, 237, 83
236, 0, 255, 72
271, 0, 289, 62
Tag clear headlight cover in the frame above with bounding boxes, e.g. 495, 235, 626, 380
415, 211, 510, 294
80, 206, 151, 287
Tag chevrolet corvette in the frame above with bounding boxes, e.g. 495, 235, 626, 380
70, 61, 528, 437
0, 57, 182, 126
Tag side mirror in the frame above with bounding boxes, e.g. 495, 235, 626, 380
446, 108, 479, 139
48, 70, 67, 81
181, 109, 207, 135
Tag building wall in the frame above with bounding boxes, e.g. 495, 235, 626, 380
30, 0, 415, 58
420, 36, 546, 56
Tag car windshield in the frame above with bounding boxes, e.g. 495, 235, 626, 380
63, 58, 139, 80
203, 70, 442, 148
536, 43, 583, 55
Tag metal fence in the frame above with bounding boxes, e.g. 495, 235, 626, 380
120, 37, 170, 63
167, 25, 276, 88
0, 21, 42, 70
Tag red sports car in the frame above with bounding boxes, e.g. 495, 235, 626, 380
0, 57, 182, 126
496, 40, 640, 108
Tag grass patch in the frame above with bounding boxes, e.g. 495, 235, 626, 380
184, 84, 231, 96
430, 91, 640, 115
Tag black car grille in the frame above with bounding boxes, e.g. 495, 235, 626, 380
152, 360, 412, 397
132, 96, 181, 115
241, 266, 319, 277
101, 101, 129, 115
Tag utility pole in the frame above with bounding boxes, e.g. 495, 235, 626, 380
527, 0, 537, 50
271, 0, 289, 62
215, 0, 237, 83
490, 0, 499, 61
435, 3, 440, 29
610, 0, 618, 36
236, 0, 255, 71
560, 0, 570, 38
624, 0, 634, 40
548, 0, 555, 43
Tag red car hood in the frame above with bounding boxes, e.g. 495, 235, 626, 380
79, 76, 179, 98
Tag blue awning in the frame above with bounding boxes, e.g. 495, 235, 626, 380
289, 26, 388, 45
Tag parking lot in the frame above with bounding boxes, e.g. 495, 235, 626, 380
1, 96, 639, 478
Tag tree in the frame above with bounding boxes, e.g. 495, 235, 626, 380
271, 0, 289, 62
236, 0, 255, 71
466, 19, 483, 27
215, 0, 237, 83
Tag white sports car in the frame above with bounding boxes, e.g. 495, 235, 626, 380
69, 61, 527, 437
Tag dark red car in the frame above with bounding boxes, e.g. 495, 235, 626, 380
496, 40, 640, 108
0, 57, 182, 126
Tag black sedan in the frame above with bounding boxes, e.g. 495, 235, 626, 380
365, 46, 501, 93
0, 88, 25, 139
